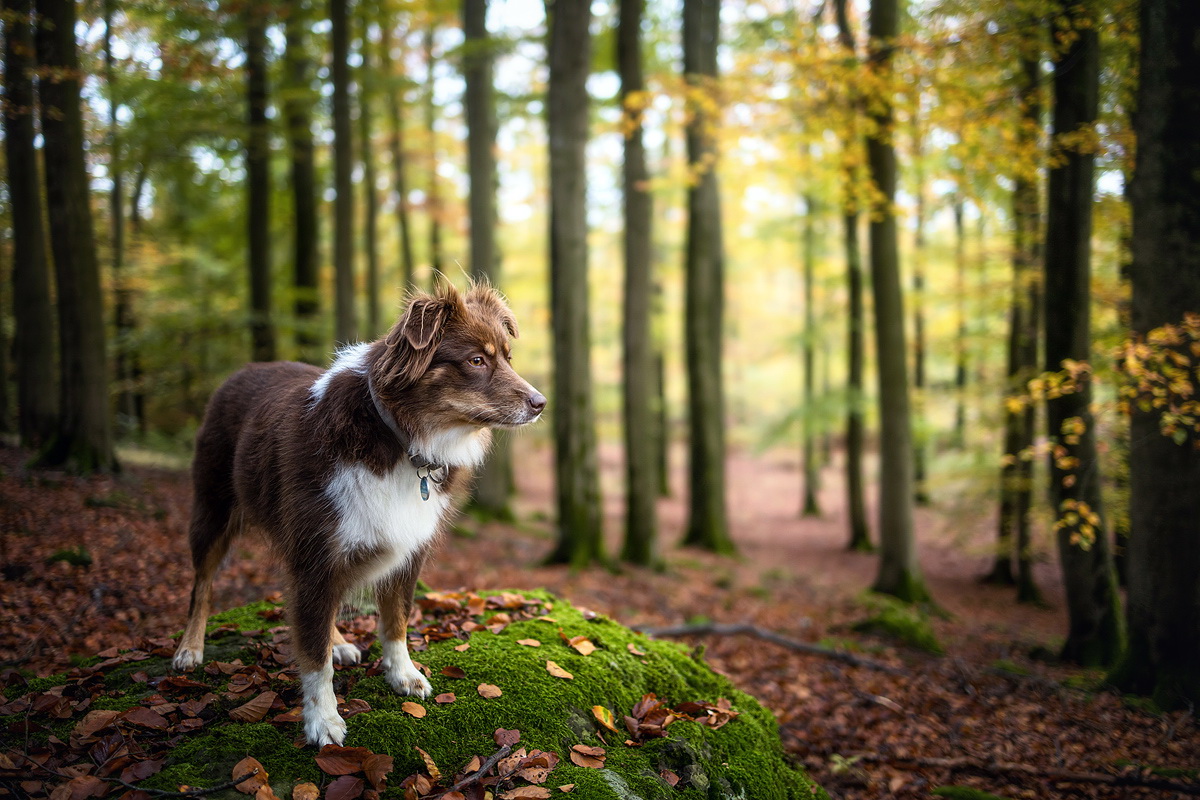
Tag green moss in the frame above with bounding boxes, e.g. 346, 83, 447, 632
46, 546, 93, 568
851, 594, 944, 654
205, 600, 285, 634
932, 786, 1012, 800
18, 592, 825, 800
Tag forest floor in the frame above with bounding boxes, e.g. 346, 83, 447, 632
1, 438, 1197, 800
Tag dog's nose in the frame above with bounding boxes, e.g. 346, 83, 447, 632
528, 392, 547, 414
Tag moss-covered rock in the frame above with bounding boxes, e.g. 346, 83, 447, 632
11, 591, 824, 800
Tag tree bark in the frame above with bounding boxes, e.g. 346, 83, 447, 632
359, 5, 381, 336
545, 0, 603, 567
284, 0, 320, 363
1109, 0, 1200, 708
619, 0, 659, 566
866, 0, 925, 600
986, 49, 1042, 598
801, 194, 820, 517
423, 28, 441, 285
910, 127, 929, 506
833, 0, 871, 553
463, 0, 514, 521
34, 0, 116, 473
245, 0, 275, 362
1043, 0, 1121, 666
3, 0, 57, 446
681, 0, 733, 554
380, 16, 416, 291
331, 0, 357, 344
952, 197, 967, 447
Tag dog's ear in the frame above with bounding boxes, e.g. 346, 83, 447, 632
380, 294, 453, 387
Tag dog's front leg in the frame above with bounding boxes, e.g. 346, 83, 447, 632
376, 556, 431, 697
291, 578, 347, 747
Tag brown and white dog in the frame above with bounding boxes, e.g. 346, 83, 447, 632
172, 283, 544, 747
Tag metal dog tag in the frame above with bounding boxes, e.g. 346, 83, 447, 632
420, 475, 430, 501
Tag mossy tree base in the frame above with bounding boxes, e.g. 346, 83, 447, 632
8, 591, 824, 800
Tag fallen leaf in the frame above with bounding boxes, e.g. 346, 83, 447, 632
545, 661, 573, 680
316, 745, 373, 776
516, 639, 541, 647
626, 643, 646, 657
591, 706, 618, 735
119, 759, 165, 783
72, 709, 120, 740
401, 701, 426, 718
414, 746, 441, 782
121, 706, 169, 730
434, 692, 456, 704
362, 753, 394, 790
324, 775, 363, 800
270, 707, 304, 724
63, 775, 107, 800
441, 665, 466, 679
292, 783, 319, 800
568, 745, 604, 769
494, 728, 521, 746
568, 637, 596, 656
499, 789, 551, 799
557, 786, 574, 793
232, 757, 267, 794
660, 769, 680, 787
453, 643, 470, 652
477, 683, 502, 698
338, 698, 372, 718
256, 784, 283, 800
229, 691, 277, 723
515, 751, 560, 784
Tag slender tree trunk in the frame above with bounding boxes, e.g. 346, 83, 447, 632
987, 50, 1042, 598
125, 164, 146, 429
1109, 0, 1200, 709
359, 7, 381, 336
801, 194, 820, 517
4, 0, 57, 446
380, 17, 416, 291
618, 0, 659, 566
545, 0, 603, 567
34, 0, 116, 473
655, 347, 670, 497
284, 0, 320, 363
1043, 0, 1121, 666
681, 0, 733, 554
866, 0, 925, 600
952, 196, 968, 447
423, 28, 441, 284
331, 0, 357, 344
833, 0, 871, 553
463, 0, 513, 520
245, 0, 275, 362
911, 133, 929, 505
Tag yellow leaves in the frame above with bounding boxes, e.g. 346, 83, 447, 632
1117, 320, 1200, 445
1055, 500, 1102, 550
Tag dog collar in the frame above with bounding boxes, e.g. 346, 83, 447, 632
366, 370, 446, 501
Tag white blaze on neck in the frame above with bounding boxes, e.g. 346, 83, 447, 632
410, 426, 491, 469
309, 342, 371, 404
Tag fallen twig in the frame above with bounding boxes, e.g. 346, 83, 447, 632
637, 622, 906, 675
859, 753, 1200, 796
441, 744, 512, 794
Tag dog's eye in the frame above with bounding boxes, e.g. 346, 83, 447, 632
469, 356, 486, 367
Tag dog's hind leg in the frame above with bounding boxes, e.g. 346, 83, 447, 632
376, 551, 432, 697
172, 497, 239, 671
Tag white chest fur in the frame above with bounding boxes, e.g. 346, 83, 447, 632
325, 460, 450, 588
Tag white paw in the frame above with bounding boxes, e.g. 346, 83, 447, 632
332, 643, 361, 665
172, 647, 203, 671
384, 663, 432, 697
303, 706, 347, 747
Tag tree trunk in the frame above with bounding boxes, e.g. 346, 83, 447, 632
986, 50, 1041, 598
681, 0, 733, 554
34, 0, 116, 473
359, 6, 381, 337
952, 197, 967, 447
284, 0, 320, 363
1108, 0, 1200, 708
245, 0, 275, 362
866, 0, 926, 600
1043, 0, 1121, 666
911, 130, 929, 506
380, 16, 416, 291
4, 0, 57, 446
833, 0, 871, 553
545, 0, 603, 567
463, 0, 514, 521
331, 0, 357, 344
801, 194, 820, 517
423, 28, 441, 285
618, 0, 659, 566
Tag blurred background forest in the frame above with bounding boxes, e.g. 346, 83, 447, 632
2, 0, 1199, 716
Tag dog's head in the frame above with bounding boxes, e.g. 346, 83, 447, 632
371, 282, 545, 430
